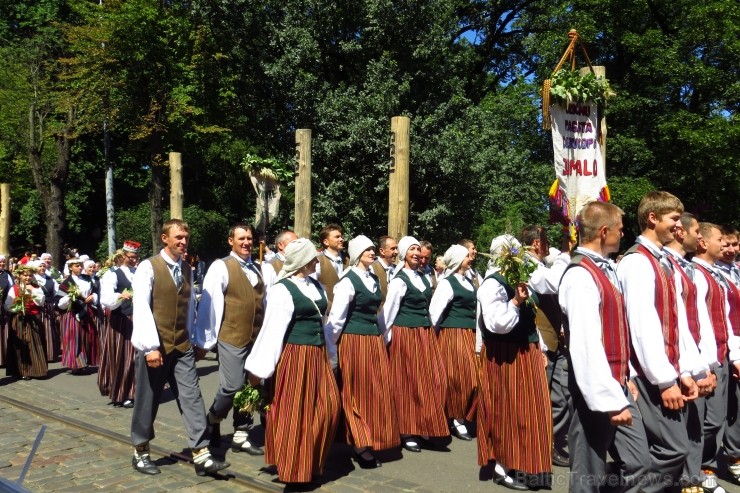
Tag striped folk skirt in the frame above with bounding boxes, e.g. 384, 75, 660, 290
41, 301, 61, 362
6, 314, 48, 378
265, 344, 340, 483
438, 327, 478, 420
338, 333, 400, 451
477, 340, 552, 474
97, 311, 136, 403
0, 312, 7, 367
389, 325, 449, 437
59, 308, 100, 369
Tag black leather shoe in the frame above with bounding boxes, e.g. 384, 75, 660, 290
194, 456, 230, 476
132, 454, 161, 475
493, 468, 529, 491
402, 439, 421, 453
209, 422, 221, 448
353, 450, 381, 469
552, 448, 570, 467
231, 441, 265, 455
452, 427, 473, 441
122, 400, 134, 409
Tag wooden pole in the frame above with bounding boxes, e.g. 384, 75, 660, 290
0, 183, 9, 256
169, 152, 184, 220
579, 66, 607, 179
388, 116, 410, 239
295, 129, 312, 238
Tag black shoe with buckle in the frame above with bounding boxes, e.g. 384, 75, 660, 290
353, 450, 381, 469
194, 455, 230, 476
493, 468, 529, 491
402, 438, 421, 453
452, 426, 473, 441
231, 441, 265, 456
132, 454, 161, 475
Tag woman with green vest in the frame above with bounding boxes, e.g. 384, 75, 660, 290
380, 236, 449, 453
476, 235, 552, 491
245, 238, 340, 485
429, 244, 478, 442
325, 235, 400, 469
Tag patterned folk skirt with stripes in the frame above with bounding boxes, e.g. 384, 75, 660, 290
438, 327, 478, 420
6, 314, 48, 378
265, 344, 340, 483
389, 325, 449, 437
41, 300, 61, 362
97, 311, 136, 403
477, 339, 552, 474
59, 308, 100, 370
338, 333, 400, 451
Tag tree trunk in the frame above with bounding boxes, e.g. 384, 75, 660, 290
148, 135, 164, 252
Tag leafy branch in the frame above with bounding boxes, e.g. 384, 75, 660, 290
240, 153, 294, 183
548, 70, 615, 106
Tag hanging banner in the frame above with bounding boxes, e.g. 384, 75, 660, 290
249, 173, 281, 232
549, 101, 608, 225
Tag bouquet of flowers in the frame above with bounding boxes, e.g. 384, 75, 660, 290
233, 382, 270, 415
61, 283, 82, 306
493, 243, 538, 287
120, 288, 133, 299
10, 286, 30, 315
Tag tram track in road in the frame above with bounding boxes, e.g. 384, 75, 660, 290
0, 393, 281, 493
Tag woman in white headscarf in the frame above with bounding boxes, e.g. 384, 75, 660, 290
380, 236, 448, 452
32, 259, 60, 362
55, 258, 100, 374
245, 238, 340, 485
429, 245, 478, 441
476, 235, 552, 490
325, 235, 399, 469
5, 263, 46, 379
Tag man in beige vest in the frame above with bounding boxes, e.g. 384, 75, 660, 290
314, 223, 347, 305
195, 223, 266, 456
130, 219, 229, 477
371, 235, 398, 302
262, 229, 297, 289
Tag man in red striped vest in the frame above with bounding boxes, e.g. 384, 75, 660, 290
716, 226, 740, 483
617, 191, 699, 492
665, 214, 719, 492
692, 222, 739, 493
560, 201, 650, 493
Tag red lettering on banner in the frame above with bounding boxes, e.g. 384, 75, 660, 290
563, 159, 599, 177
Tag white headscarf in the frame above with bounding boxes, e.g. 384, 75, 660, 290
277, 239, 318, 280
397, 236, 420, 266
486, 234, 521, 274
348, 235, 374, 267
443, 245, 469, 277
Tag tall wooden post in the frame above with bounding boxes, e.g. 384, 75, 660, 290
0, 183, 9, 256
169, 152, 184, 220
388, 116, 410, 239
295, 129, 312, 239
580, 66, 607, 175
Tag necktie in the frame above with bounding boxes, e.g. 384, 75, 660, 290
172, 264, 182, 289
667, 252, 694, 280
582, 251, 620, 289
335, 258, 343, 275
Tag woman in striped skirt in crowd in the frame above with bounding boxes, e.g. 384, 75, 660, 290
429, 245, 478, 441
33, 259, 60, 362
0, 255, 14, 368
476, 235, 552, 491
5, 263, 47, 379
55, 258, 100, 374
380, 236, 448, 453
245, 238, 340, 485
325, 235, 399, 469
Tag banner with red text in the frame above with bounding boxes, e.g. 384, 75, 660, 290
549, 101, 608, 225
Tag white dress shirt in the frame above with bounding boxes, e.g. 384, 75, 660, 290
527, 252, 570, 295
130, 250, 196, 353
379, 268, 429, 340
663, 247, 709, 378
693, 257, 740, 364
616, 237, 679, 388
5, 284, 45, 311
100, 265, 136, 310
245, 276, 325, 379
559, 247, 630, 413
261, 253, 286, 290
313, 251, 345, 280
429, 273, 474, 329
194, 253, 264, 350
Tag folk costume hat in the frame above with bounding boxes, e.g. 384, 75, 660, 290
443, 245, 469, 275
123, 240, 141, 254
398, 236, 420, 264
348, 235, 375, 267
66, 257, 84, 266
278, 238, 318, 280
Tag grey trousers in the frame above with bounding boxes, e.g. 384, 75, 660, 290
547, 350, 571, 454
702, 362, 729, 469
633, 376, 689, 493
209, 340, 252, 429
682, 397, 704, 487
568, 380, 650, 493
130, 347, 209, 450
725, 368, 740, 461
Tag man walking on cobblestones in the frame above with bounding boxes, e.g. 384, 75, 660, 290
129, 219, 230, 476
